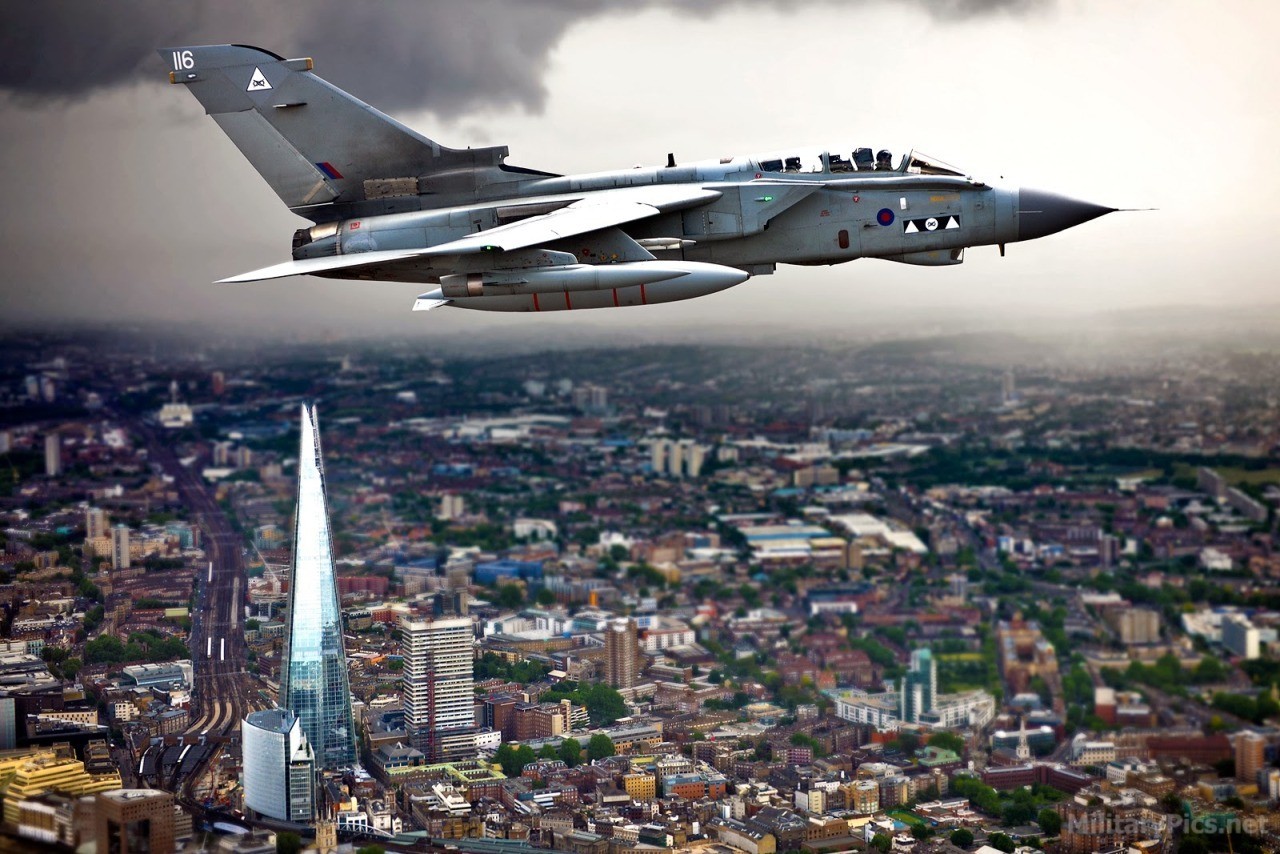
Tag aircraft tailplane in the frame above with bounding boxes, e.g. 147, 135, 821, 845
158, 44, 508, 218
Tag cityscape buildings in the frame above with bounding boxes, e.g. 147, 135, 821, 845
1, 331, 1279, 849
43, 433, 60, 478
605, 618, 640, 690
241, 709, 315, 823
400, 614, 476, 762
900, 648, 937, 724
279, 404, 357, 770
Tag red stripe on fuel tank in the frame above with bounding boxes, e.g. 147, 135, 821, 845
640, 283, 648, 305
533, 293, 541, 312
612, 289, 620, 307
565, 292, 573, 311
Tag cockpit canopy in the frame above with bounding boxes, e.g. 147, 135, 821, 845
751, 147, 969, 178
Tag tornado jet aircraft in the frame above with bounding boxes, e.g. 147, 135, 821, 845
162, 44, 1116, 314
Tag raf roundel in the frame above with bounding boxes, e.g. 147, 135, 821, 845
876, 208, 895, 226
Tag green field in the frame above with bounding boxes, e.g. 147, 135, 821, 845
1174, 463, 1280, 486
888, 810, 925, 827
937, 653, 984, 662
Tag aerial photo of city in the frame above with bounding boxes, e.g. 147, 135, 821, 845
2, 2, 1279, 854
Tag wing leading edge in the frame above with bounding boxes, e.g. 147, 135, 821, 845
217, 186, 723, 284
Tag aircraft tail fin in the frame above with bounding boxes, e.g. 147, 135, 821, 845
159, 45, 508, 218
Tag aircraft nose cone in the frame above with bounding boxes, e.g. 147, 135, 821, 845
1017, 188, 1116, 241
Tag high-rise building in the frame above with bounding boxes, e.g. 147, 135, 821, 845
111, 525, 131, 571
1116, 609, 1161, 645
605, 618, 639, 690
650, 440, 667, 475
1222, 614, 1261, 660
242, 709, 315, 822
44, 433, 61, 477
400, 615, 475, 761
85, 507, 108, 541
280, 404, 357, 770
93, 789, 175, 854
1235, 731, 1266, 785
900, 648, 937, 724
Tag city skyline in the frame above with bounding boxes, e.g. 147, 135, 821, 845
278, 403, 357, 770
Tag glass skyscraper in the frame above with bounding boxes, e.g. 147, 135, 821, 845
280, 404, 356, 770
900, 647, 937, 724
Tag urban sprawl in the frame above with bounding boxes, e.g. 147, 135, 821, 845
1, 330, 1279, 854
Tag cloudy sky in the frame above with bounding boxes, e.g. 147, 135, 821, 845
1, 0, 1275, 341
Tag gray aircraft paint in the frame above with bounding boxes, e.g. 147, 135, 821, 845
162, 44, 1115, 314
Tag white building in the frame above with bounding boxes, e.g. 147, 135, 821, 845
920, 689, 997, 730
242, 709, 315, 823
833, 688, 902, 730
1070, 734, 1117, 767
1222, 613, 1261, 660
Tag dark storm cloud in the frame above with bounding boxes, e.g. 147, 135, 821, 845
0, 0, 1049, 114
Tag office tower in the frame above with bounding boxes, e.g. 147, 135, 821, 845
1222, 614, 1261, 660
85, 507, 108, 541
400, 615, 475, 761
280, 404, 357, 770
650, 440, 666, 476
111, 525, 131, 571
242, 709, 315, 822
685, 442, 706, 478
900, 648, 937, 724
439, 493, 465, 520
44, 433, 61, 477
94, 790, 175, 854
605, 619, 639, 690
668, 442, 684, 478
1236, 731, 1266, 785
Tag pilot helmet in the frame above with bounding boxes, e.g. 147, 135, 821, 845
876, 149, 892, 163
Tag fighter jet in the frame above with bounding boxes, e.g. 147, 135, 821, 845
161, 44, 1116, 314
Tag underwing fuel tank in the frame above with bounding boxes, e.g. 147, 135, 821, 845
421, 260, 749, 312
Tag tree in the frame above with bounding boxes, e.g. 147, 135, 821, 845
895, 731, 921, 756
355, 847, 386, 854
1038, 808, 1062, 837
989, 833, 1016, 853
588, 733, 616, 761
558, 737, 582, 768
927, 731, 965, 755
536, 588, 557, 606
497, 583, 525, 609
495, 743, 520, 777
1177, 837, 1210, 854
538, 744, 559, 761
950, 828, 974, 848
582, 683, 628, 726
911, 824, 934, 841
871, 833, 892, 853
514, 744, 537, 774
277, 833, 303, 854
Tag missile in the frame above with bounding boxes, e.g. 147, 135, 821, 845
437, 260, 738, 298
207, 562, 212, 583
419, 261, 749, 312
219, 638, 225, 661
207, 636, 212, 657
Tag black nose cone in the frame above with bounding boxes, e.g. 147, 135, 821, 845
1017, 188, 1116, 241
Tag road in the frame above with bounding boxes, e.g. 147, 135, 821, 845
131, 419, 264, 801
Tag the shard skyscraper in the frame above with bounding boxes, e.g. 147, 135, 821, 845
280, 404, 356, 770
